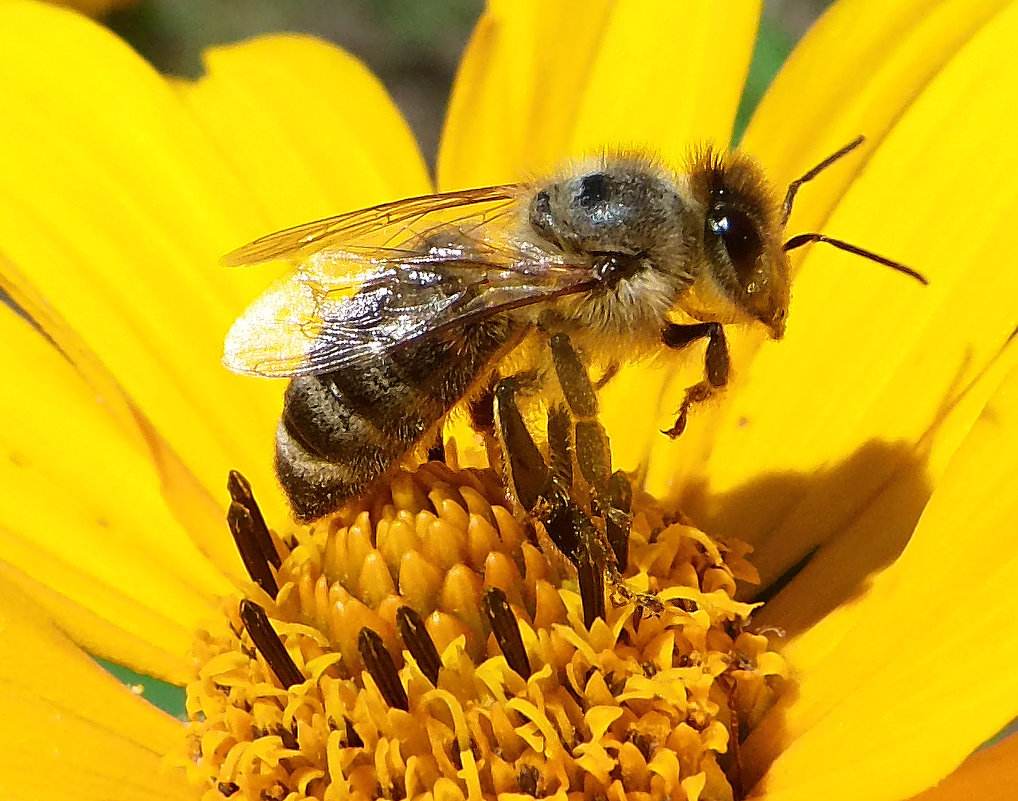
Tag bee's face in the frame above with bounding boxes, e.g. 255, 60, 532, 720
527, 152, 791, 338
688, 151, 791, 338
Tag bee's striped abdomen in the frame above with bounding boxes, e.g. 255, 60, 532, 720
275, 315, 517, 520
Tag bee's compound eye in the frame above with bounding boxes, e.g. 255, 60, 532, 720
707, 206, 763, 282
577, 173, 611, 209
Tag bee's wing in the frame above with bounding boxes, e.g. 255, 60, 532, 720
223, 189, 597, 379
222, 185, 520, 267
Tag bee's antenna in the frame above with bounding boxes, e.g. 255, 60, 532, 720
782, 135, 866, 225
783, 232, 929, 285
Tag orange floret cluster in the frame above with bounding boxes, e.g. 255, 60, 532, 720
184, 463, 786, 801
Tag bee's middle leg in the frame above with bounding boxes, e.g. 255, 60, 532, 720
546, 334, 668, 616
661, 321, 730, 438
493, 376, 608, 627
547, 333, 633, 571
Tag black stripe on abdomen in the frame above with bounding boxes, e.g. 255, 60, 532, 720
276, 315, 517, 520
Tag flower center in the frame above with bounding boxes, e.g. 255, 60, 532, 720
184, 463, 786, 801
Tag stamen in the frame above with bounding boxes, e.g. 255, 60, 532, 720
227, 470, 280, 568
188, 465, 788, 801
481, 587, 532, 679
227, 502, 279, 597
517, 765, 540, 796
238, 599, 304, 689
357, 628, 409, 711
395, 605, 442, 686
343, 716, 363, 748
576, 548, 606, 629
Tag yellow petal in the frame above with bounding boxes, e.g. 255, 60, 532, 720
0, 306, 230, 682
0, 4, 427, 543
743, 356, 1018, 801
658, 0, 1018, 596
0, 576, 190, 801
0, 0, 283, 519
909, 734, 1018, 801
744, 0, 1013, 231
175, 34, 431, 236
437, 0, 761, 189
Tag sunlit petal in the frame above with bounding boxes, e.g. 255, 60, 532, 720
175, 34, 430, 235
438, 0, 761, 189
651, 0, 1018, 607
0, 305, 232, 681
0, 576, 190, 801
743, 356, 1018, 800
909, 734, 1018, 801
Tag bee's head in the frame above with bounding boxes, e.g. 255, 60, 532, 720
527, 153, 791, 338
685, 148, 791, 339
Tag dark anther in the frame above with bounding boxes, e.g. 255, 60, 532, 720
227, 502, 279, 597
631, 603, 643, 634
238, 599, 304, 689
357, 627, 409, 711
396, 605, 442, 686
217, 782, 239, 797
627, 730, 654, 761
481, 587, 532, 679
228, 470, 281, 568
426, 434, 446, 464
275, 723, 298, 750
576, 547, 606, 630
517, 764, 540, 796
389, 777, 408, 801
343, 716, 363, 748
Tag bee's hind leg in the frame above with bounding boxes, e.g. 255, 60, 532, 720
660, 322, 730, 438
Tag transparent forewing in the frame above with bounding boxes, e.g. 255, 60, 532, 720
223, 191, 597, 378
222, 186, 522, 267
223, 260, 456, 377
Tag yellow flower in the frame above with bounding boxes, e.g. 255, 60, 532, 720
0, 1, 1016, 800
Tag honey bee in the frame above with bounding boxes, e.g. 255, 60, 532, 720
224, 137, 925, 532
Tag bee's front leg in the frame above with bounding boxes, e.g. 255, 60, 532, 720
661, 321, 730, 438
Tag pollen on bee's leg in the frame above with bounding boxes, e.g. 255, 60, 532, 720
185, 464, 789, 801
481, 587, 531, 679
357, 627, 410, 711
